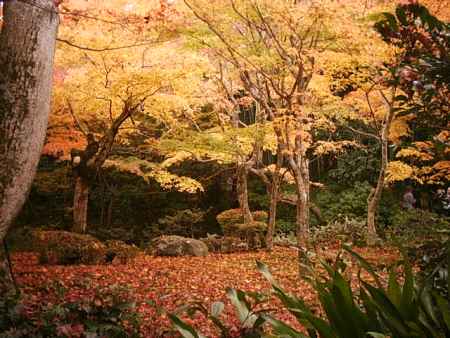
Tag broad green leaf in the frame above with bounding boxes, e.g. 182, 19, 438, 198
367, 333, 388, 338
263, 315, 309, 338
387, 266, 402, 307
257, 260, 279, 287
211, 301, 224, 318
168, 313, 205, 338
343, 246, 383, 288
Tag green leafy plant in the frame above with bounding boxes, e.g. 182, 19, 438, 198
169, 287, 270, 338
153, 208, 207, 238
168, 246, 450, 338
259, 246, 450, 338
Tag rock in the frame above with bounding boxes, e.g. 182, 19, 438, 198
151, 235, 209, 257
104, 240, 142, 264
32, 230, 106, 265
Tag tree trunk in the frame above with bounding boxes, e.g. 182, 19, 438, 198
107, 196, 114, 228
310, 202, 326, 226
290, 154, 310, 273
0, 0, 58, 241
72, 177, 89, 233
266, 146, 283, 251
266, 183, 278, 250
295, 166, 310, 251
0, 0, 58, 291
0, 240, 16, 295
367, 105, 394, 244
236, 163, 253, 223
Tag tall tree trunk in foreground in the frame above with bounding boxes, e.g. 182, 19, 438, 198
367, 106, 394, 244
0, 0, 59, 291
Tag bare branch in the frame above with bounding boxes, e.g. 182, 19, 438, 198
66, 99, 89, 137
56, 38, 163, 52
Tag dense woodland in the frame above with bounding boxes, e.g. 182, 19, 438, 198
0, 0, 449, 337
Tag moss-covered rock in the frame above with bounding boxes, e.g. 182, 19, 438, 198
200, 235, 250, 253
104, 240, 142, 264
33, 230, 106, 265
150, 235, 209, 257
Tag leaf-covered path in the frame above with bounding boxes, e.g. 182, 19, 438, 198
12, 246, 399, 337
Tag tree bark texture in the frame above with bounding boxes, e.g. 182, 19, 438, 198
236, 163, 253, 223
367, 106, 395, 243
70, 98, 141, 233
72, 177, 89, 233
0, 0, 59, 242
265, 145, 283, 251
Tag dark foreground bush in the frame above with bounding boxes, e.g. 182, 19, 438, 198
33, 230, 106, 265
0, 284, 141, 338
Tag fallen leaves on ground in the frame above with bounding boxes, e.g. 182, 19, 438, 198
11, 244, 400, 337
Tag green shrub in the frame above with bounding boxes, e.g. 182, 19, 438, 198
312, 182, 402, 228
275, 219, 296, 235
33, 230, 106, 265
151, 208, 207, 238
104, 240, 142, 264
216, 209, 268, 228
312, 216, 368, 246
388, 209, 450, 236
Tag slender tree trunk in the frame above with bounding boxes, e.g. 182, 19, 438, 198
266, 184, 278, 250
107, 196, 114, 228
310, 202, 326, 226
266, 146, 283, 251
72, 177, 89, 233
290, 154, 310, 273
0, 0, 58, 291
236, 163, 253, 223
295, 161, 310, 251
367, 106, 394, 244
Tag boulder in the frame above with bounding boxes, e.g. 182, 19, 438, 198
104, 240, 142, 264
151, 235, 209, 257
33, 230, 106, 265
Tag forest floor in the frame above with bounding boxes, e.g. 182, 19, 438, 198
11, 244, 400, 337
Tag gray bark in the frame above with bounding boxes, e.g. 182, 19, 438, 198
367, 105, 394, 244
236, 163, 253, 223
0, 0, 59, 242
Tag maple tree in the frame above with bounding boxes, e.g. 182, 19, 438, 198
48, 0, 208, 232
1, 1, 450, 337
180, 0, 398, 255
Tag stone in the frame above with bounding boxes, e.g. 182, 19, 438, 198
152, 235, 209, 257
